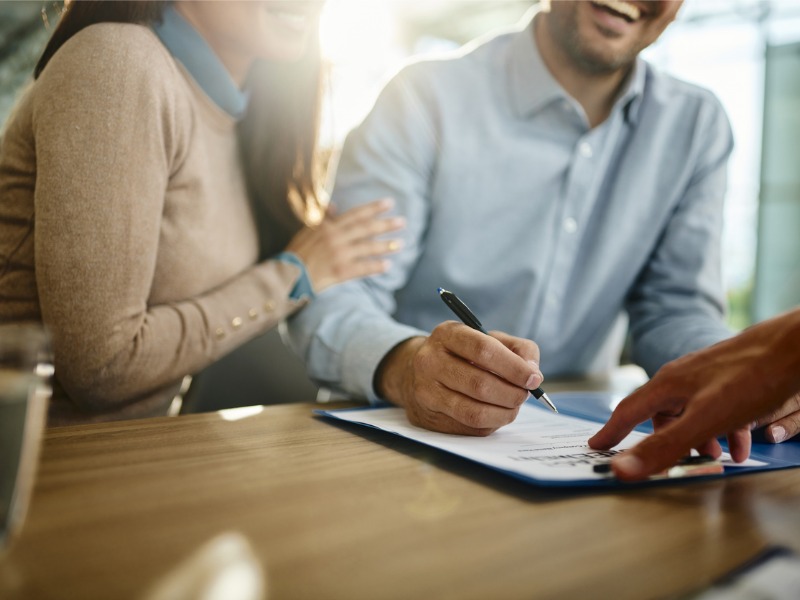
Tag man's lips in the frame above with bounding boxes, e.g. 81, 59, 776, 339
590, 0, 644, 23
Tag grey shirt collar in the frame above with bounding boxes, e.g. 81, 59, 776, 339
508, 10, 645, 127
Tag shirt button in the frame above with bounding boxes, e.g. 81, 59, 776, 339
579, 142, 593, 158
563, 217, 578, 233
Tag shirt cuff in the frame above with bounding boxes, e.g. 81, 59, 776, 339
275, 252, 316, 302
340, 320, 428, 404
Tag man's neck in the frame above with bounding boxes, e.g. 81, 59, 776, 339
534, 16, 631, 129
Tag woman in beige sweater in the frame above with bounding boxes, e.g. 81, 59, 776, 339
0, 1, 404, 424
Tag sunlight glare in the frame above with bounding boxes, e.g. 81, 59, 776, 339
319, 0, 399, 65
219, 405, 265, 422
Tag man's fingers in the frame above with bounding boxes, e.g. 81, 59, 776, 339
611, 398, 730, 481
436, 323, 542, 392
414, 330, 528, 410
694, 437, 723, 460
407, 382, 517, 434
610, 429, 692, 481
406, 402, 497, 436
755, 393, 800, 443
765, 408, 800, 443
439, 391, 522, 430
589, 383, 680, 450
432, 353, 529, 409
726, 427, 752, 462
489, 330, 540, 365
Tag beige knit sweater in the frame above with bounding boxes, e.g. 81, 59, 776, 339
0, 23, 307, 425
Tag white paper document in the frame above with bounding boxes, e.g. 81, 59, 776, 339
322, 403, 765, 484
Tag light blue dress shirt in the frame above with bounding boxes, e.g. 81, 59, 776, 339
286, 11, 734, 402
153, 7, 314, 301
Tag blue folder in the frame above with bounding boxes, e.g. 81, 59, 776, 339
552, 391, 800, 471
318, 391, 800, 489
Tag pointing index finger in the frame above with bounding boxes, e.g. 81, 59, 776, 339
588, 381, 679, 450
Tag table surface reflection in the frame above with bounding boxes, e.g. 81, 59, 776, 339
1, 387, 799, 599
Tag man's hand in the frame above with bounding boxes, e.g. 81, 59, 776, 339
588, 308, 800, 481
375, 321, 543, 435
752, 392, 800, 443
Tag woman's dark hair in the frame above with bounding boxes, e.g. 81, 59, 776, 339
35, 0, 324, 257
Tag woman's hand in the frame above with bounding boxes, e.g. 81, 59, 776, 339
285, 198, 405, 293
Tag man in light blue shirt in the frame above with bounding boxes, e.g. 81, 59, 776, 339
287, 1, 735, 434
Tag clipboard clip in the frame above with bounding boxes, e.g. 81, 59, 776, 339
593, 454, 724, 480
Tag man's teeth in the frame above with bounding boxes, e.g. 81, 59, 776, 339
593, 0, 641, 22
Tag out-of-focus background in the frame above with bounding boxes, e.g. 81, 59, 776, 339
2, 0, 798, 406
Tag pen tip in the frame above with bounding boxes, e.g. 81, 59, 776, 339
437, 287, 445, 295
540, 393, 558, 414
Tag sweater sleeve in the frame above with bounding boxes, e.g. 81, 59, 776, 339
31, 25, 305, 411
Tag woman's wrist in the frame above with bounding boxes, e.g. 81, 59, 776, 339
274, 252, 316, 301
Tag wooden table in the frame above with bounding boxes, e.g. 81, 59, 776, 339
1, 397, 799, 599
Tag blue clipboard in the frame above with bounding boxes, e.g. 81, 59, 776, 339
551, 391, 800, 472
317, 392, 800, 489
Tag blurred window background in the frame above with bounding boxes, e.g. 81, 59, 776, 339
2, 0, 799, 331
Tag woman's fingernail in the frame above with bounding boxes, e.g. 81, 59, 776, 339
614, 454, 644, 477
770, 425, 786, 443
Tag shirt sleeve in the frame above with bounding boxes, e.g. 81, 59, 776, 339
30, 26, 307, 411
625, 94, 735, 376
285, 65, 438, 402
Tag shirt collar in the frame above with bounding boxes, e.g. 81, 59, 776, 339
507, 9, 565, 119
618, 58, 645, 126
507, 9, 645, 126
153, 5, 249, 119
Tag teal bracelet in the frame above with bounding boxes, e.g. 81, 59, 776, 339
275, 252, 316, 301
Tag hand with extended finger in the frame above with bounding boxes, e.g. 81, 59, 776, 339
376, 321, 544, 435
285, 198, 405, 293
588, 308, 800, 481
751, 392, 800, 445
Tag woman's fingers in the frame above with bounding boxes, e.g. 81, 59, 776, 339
286, 198, 408, 292
351, 237, 404, 257
327, 199, 405, 244
331, 213, 406, 246
328, 198, 393, 227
